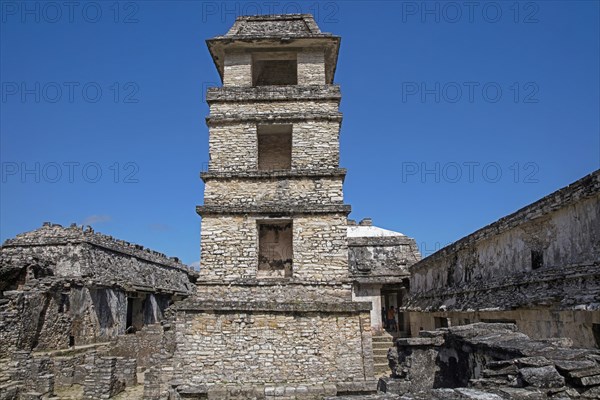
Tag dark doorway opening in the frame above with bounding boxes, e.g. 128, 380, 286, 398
592, 324, 600, 348
126, 298, 134, 334
531, 250, 544, 270
258, 220, 293, 278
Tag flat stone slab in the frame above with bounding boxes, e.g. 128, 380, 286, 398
174, 299, 372, 313
396, 337, 444, 347
518, 366, 565, 388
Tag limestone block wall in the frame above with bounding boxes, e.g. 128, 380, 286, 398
293, 214, 349, 281
221, 49, 327, 87
170, 310, 371, 385
203, 177, 343, 207
195, 283, 353, 303
200, 215, 256, 282
200, 214, 349, 283
292, 120, 340, 169
297, 50, 326, 85
208, 120, 341, 172
208, 123, 257, 172
209, 99, 339, 116
223, 52, 252, 87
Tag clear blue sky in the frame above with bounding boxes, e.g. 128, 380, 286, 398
1, 0, 599, 265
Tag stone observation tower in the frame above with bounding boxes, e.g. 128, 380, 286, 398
145, 14, 376, 398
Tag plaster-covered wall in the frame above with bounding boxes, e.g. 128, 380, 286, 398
407, 171, 600, 348
352, 284, 383, 332
411, 174, 599, 294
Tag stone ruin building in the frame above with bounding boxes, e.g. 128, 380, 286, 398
1, 13, 599, 400
347, 218, 422, 376
406, 170, 600, 349
0, 222, 197, 398
375, 169, 600, 399
348, 218, 421, 336
0, 222, 197, 356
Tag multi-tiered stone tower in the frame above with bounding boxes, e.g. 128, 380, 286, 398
149, 15, 375, 398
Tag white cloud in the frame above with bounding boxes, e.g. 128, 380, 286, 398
189, 260, 201, 271
148, 223, 171, 232
82, 214, 112, 225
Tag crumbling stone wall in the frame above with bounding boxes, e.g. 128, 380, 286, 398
0, 224, 196, 356
0, 351, 73, 399
407, 170, 600, 347
348, 236, 421, 278
383, 323, 600, 399
1, 224, 196, 294
108, 322, 166, 368
82, 356, 137, 399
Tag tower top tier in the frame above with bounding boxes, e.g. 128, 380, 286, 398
207, 14, 341, 85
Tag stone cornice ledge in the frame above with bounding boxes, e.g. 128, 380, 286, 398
405, 262, 600, 312
197, 278, 352, 286
200, 168, 346, 182
174, 299, 372, 313
206, 111, 342, 126
196, 204, 351, 216
206, 85, 341, 103
348, 236, 416, 247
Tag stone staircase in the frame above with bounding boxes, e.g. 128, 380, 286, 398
372, 333, 394, 376
372, 331, 408, 376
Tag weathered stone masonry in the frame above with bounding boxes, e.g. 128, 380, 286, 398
145, 14, 376, 399
406, 170, 600, 348
0, 223, 197, 356
380, 322, 600, 399
348, 219, 422, 335
0, 223, 197, 399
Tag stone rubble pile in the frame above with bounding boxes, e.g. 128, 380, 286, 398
379, 323, 600, 399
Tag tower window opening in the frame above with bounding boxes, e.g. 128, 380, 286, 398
257, 124, 292, 171
258, 220, 293, 278
252, 52, 297, 86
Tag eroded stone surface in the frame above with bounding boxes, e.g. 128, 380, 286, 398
381, 323, 600, 399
